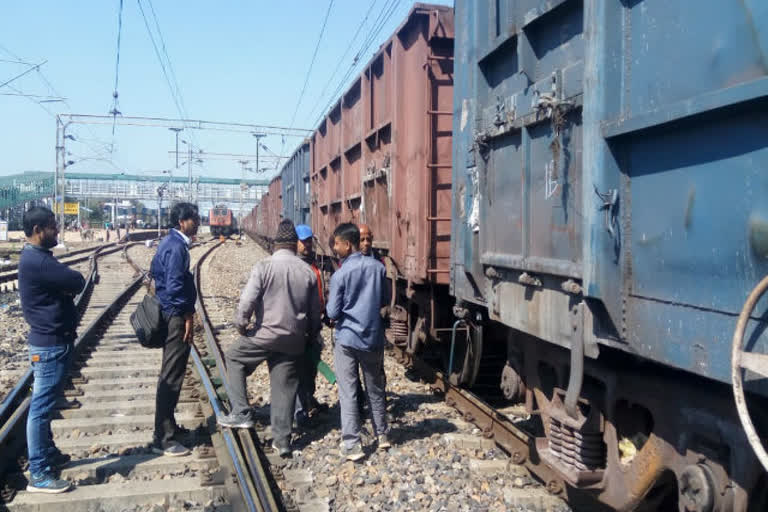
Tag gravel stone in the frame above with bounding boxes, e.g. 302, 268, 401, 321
195, 237, 571, 512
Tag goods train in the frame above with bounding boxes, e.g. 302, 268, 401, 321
244, 2, 768, 510
208, 205, 237, 237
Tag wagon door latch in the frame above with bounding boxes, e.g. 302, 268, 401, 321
594, 186, 618, 238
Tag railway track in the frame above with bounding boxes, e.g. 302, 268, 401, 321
391, 345, 567, 492
192, 241, 283, 512
0, 237, 281, 512
0, 231, 157, 293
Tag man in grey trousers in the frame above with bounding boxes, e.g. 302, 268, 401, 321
327, 223, 391, 462
218, 219, 322, 457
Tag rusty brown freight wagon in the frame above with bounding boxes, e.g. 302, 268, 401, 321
243, 175, 283, 247
310, 3, 454, 351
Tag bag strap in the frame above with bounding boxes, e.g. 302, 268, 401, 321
143, 273, 156, 295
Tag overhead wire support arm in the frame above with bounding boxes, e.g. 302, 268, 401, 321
58, 113, 313, 138
0, 60, 48, 89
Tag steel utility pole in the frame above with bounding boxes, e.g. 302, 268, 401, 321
169, 127, 183, 169
188, 144, 193, 201
238, 160, 249, 237
252, 132, 266, 174
55, 117, 71, 242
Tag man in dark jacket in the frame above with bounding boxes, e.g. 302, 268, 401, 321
293, 224, 325, 426
19, 206, 85, 493
149, 202, 200, 456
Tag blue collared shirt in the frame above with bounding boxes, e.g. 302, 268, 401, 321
326, 252, 389, 351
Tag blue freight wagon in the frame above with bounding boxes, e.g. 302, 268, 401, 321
281, 141, 311, 227
450, 0, 768, 509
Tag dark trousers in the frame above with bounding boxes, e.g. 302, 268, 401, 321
225, 337, 300, 446
335, 344, 388, 448
356, 351, 387, 411
295, 343, 320, 418
154, 314, 190, 445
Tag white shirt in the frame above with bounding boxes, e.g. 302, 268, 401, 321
173, 228, 190, 247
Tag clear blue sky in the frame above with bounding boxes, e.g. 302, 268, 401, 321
0, 0, 451, 180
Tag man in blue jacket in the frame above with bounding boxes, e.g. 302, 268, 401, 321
19, 206, 85, 493
149, 202, 200, 456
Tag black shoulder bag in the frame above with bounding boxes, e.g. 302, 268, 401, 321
130, 276, 168, 348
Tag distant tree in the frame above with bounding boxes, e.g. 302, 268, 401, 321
89, 202, 106, 223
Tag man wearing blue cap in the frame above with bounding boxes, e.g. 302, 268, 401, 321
294, 224, 325, 426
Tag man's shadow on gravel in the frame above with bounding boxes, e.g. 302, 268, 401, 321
384, 392, 458, 445
250, 402, 343, 451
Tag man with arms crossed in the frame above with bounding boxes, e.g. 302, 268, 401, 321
19, 206, 85, 493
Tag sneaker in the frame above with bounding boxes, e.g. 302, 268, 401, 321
271, 440, 292, 458
152, 440, 191, 457
378, 433, 392, 450
26, 473, 72, 494
340, 441, 365, 462
217, 412, 255, 429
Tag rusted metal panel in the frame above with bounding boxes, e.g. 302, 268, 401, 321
452, 0, 768, 389
342, 80, 363, 218
310, 3, 455, 286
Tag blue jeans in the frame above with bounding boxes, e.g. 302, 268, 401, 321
27, 343, 73, 476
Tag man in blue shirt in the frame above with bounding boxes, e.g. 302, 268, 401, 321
326, 223, 391, 461
19, 206, 85, 493
149, 202, 200, 456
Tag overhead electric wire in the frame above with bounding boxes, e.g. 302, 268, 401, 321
110, 0, 125, 143
147, 0, 192, 125
288, 0, 336, 130
0, 92, 66, 100
311, 0, 401, 126
304, 0, 379, 124
0, 60, 47, 89
0, 43, 126, 171
136, 0, 199, 150
145, 0, 200, 150
310, 0, 404, 128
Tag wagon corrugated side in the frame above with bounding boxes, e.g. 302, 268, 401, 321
281, 141, 311, 227
310, 3, 454, 288
451, 0, 768, 509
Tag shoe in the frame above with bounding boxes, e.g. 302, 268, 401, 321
151, 440, 191, 457
217, 412, 255, 429
49, 451, 71, 469
26, 473, 72, 494
271, 440, 292, 458
173, 425, 193, 439
340, 441, 365, 462
293, 411, 310, 430
378, 433, 392, 450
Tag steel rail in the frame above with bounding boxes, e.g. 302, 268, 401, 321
391, 344, 568, 496
193, 241, 282, 512
0, 235, 268, 509
122, 237, 268, 512
0, 243, 146, 501
0, 231, 157, 286
0, 233, 156, 424
0, 243, 105, 429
